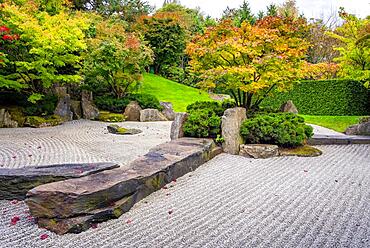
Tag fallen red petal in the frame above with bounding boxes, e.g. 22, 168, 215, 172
28, 154, 32, 157
126, 219, 132, 224
10, 216, 20, 225
166, 193, 171, 196
162, 186, 168, 190
91, 223, 98, 229
40, 234, 49, 240
10, 200, 18, 205
12, 156, 16, 159
168, 210, 173, 215
172, 179, 177, 183
304, 170, 308, 173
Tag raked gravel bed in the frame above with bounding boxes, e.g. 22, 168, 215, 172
0, 144, 369, 247
0, 120, 171, 169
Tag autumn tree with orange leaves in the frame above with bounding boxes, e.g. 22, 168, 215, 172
187, 16, 309, 111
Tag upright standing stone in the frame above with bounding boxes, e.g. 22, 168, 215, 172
170, 112, 189, 140
221, 107, 247, 155
160, 102, 176, 121
0, 109, 18, 128
280, 100, 298, 114
70, 100, 82, 120
124, 101, 142, 121
54, 95, 73, 121
81, 90, 99, 120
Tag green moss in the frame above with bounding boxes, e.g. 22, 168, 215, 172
113, 208, 122, 218
4, 106, 26, 127
116, 127, 128, 134
25, 115, 63, 128
97, 111, 125, 122
279, 145, 322, 157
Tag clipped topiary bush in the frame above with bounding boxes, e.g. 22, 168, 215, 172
186, 101, 224, 116
97, 111, 126, 122
240, 113, 313, 147
261, 79, 369, 116
183, 109, 221, 138
129, 94, 162, 110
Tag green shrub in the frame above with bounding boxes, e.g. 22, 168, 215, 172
240, 113, 313, 147
129, 94, 162, 110
95, 94, 162, 113
183, 109, 221, 138
95, 96, 130, 113
186, 101, 224, 116
261, 79, 369, 116
23, 95, 58, 116
25, 115, 63, 128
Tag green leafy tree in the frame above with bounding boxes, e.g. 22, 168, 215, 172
327, 9, 370, 87
0, 2, 89, 102
221, 1, 256, 27
142, 17, 186, 74
266, 4, 278, 17
84, 19, 153, 98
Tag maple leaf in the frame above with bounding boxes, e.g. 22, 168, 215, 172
40, 234, 49, 240
10, 216, 20, 225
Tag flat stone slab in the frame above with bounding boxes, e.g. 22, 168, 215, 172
308, 134, 370, 145
0, 163, 119, 200
26, 138, 221, 234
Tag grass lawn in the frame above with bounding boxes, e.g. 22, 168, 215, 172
140, 73, 212, 112
301, 115, 366, 133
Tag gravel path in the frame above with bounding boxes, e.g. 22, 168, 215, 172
1, 144, 369, 248
308, 124, 346, 136
0, 120, 171, 169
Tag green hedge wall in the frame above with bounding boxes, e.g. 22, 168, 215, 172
261, 80, 369, 116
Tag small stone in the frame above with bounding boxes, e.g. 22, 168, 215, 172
160, 102, 175, 121
280, 100, 298, 114
239, 144, 279, 159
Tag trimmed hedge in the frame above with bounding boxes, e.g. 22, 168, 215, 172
261, 80, 369, 116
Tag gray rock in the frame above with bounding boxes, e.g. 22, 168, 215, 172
0, 109, 18, 128
221, 107, 247, 155
54, 95, 73, 121
81, 90, 99, 120
239, 144, 279, 159
26, 138, 221, 234
0, 163, 119, 200
107, 124, 142, 135
160, 102, 175, 121
124, 101, 142, 121
345, 120, 370, 136
280, 100, 298, 114
54, 86, 67, 97
70, 100, 82, 120
140, 109, 168, 122
170, 112, 189, 140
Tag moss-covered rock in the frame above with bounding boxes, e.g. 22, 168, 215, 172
279, 145, 322, 157
25, 115, 63, 128
7, 106, 26, 127
107, 124, 142, 135
97, 111, 125, 122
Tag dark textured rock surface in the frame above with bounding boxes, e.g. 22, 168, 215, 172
26, 138, 221, 234
0, 163, 119, 200
124, 101, 142, 121
160, 102, 175, 121
308, 134, 370, 145
345, 121, 370, 136
54, 95, 73, 121
170, 112, 188, 140
70, 100, 82, 120
0, 109, 18, 128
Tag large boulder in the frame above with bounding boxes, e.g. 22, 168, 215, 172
345, 119, 370, 136
0, 109, 18, 128
70, 100, 82, 120
239, 144, 279, 159
81, 90, 99, 120
26, 138, 221, 234
140, 109, 168, 122
221, 107, 247, 155
54, 95, 73, 121
170, 112, 189, 140
160, 102, 175, 121
123, 101, 142, 121
0, 163, 119, 200
280, 100, 298, 114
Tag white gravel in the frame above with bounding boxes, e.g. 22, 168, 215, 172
308, 124, 346, 136
0, 142, 369, 247
0, 120, 171, 169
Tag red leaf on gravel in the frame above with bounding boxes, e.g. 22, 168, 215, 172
172, 179, 177, 183
166, 193, 171, 196
28, 154, 32, 157
91, 223, 98, 229
37, 146, 42, 149
40, 234, 49, 240
303, 170, 308, 173
168, 210, 173, 215
12, 156, 16, 159
126, 219, 132, 224
162, 186, 168, 190
10, 200, 18, 205
26, 215, 34, 221
10, 216, 20, 225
